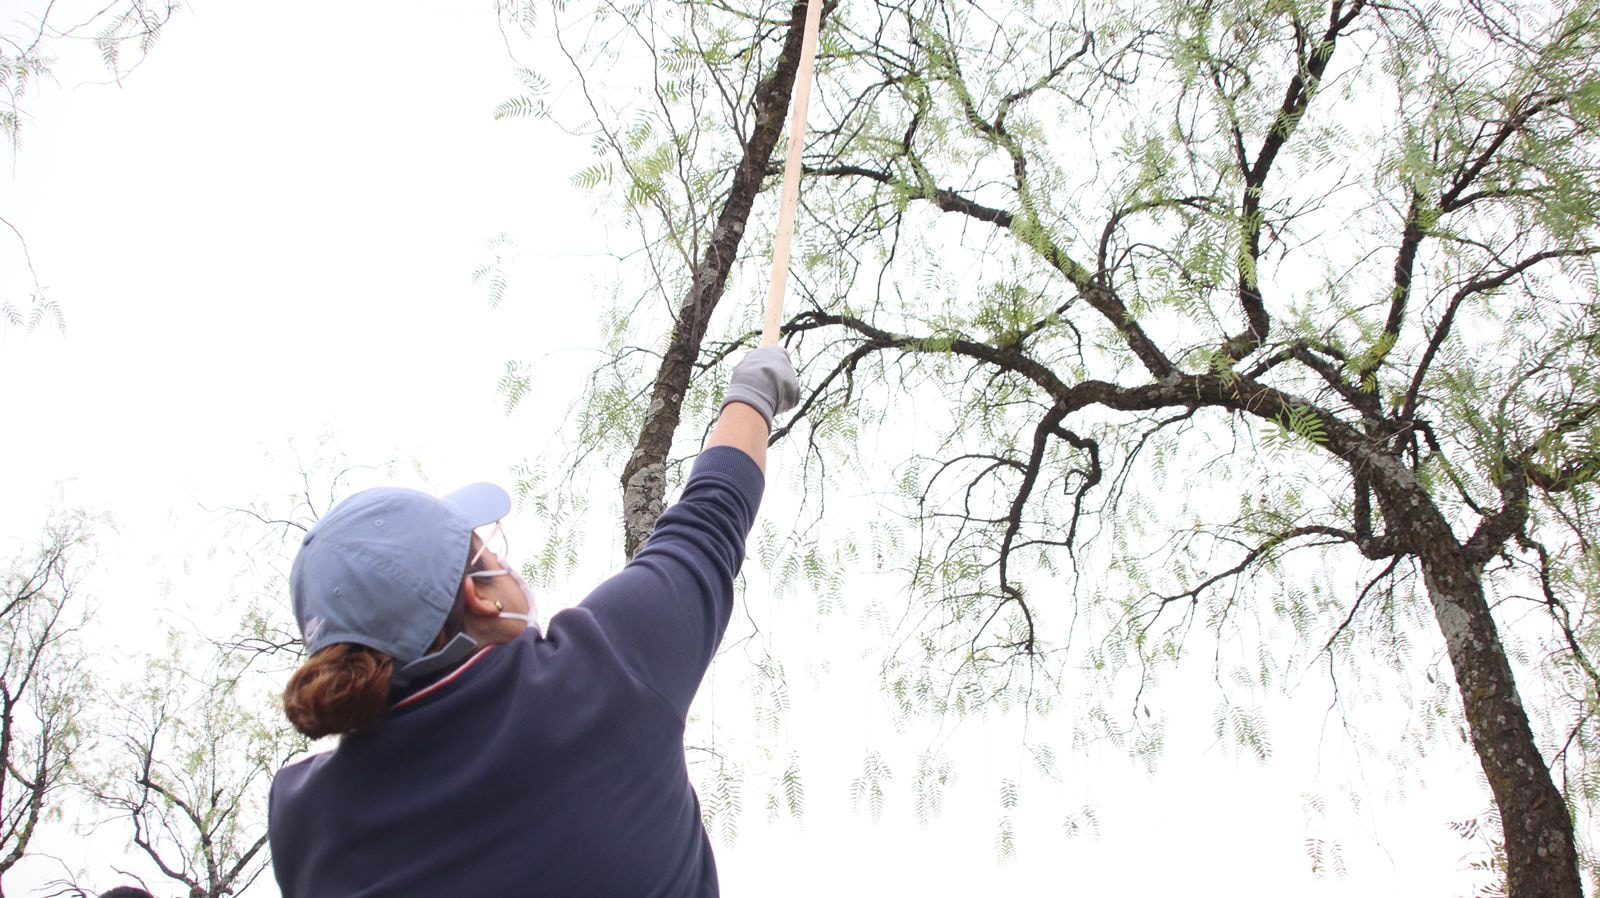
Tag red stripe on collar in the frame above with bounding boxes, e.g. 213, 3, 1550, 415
391, 646, 497, 710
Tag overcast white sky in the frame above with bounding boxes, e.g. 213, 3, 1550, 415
0, 1, 1508, 895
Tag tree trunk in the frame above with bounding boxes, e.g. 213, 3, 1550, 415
620, 0, 833, 557
1386, 486, 1580, 896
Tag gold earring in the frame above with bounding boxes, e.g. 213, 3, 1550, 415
495, 600, 504, 611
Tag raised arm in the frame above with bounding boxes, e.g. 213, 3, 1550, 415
576, 347, 799, 717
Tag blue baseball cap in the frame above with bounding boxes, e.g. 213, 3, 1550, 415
290, 482, 512, 664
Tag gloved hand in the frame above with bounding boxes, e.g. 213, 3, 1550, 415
721, 346, 800, 429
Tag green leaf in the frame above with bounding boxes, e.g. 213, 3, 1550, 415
494, 96, 548, 120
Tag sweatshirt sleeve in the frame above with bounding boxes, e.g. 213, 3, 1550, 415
578, 446, 764, 719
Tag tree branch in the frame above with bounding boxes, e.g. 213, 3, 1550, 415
620, 0, 839, 557
1225, 0, 1367, 360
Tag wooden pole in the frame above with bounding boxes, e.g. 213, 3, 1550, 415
760, 0, 825, 348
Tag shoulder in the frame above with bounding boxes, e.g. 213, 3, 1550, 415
275, 746, 333, 780
269, 746, 334, 815
440, 616, 646, 697
534, 607, 630, 673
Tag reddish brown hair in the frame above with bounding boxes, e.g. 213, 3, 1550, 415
282, 643, 395, 739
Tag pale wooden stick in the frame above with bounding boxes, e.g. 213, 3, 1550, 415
761, 0, 825, 348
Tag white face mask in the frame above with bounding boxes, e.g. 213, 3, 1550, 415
468, 566, 540, 635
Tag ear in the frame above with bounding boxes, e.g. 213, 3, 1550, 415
460, 576, 501, 617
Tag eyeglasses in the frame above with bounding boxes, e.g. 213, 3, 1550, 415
469, 521, 510, 573
466, 523, 539, 633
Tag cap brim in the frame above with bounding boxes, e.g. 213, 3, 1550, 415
442, 482, 512, 528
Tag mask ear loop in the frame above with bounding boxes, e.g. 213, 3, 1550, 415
488, 568, 540, 633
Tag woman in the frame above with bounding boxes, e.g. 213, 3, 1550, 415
268, 348, 799, 897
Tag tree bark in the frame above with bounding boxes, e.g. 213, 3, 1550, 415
1374, 474, 1580, 897
620, 0, 833, 557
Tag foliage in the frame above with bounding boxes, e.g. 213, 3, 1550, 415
53, 444, 365, 894
515, 0, 1600, 890
89, 633, 304, 898
1, 0, 181, 338
848, 750, 891, 824
0, 512, 94, 888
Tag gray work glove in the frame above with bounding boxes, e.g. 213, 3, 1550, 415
721, 346, 801, 429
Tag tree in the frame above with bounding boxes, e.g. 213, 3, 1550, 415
0, 513, 94, 895
91, 638, 303, 898
35, 446, 379, 897
77, 449, 376, 897
514, 0, 1600, 894
492, 0, 838, 556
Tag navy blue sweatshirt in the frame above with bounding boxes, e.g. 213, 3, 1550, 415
269, 446, 763, 897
